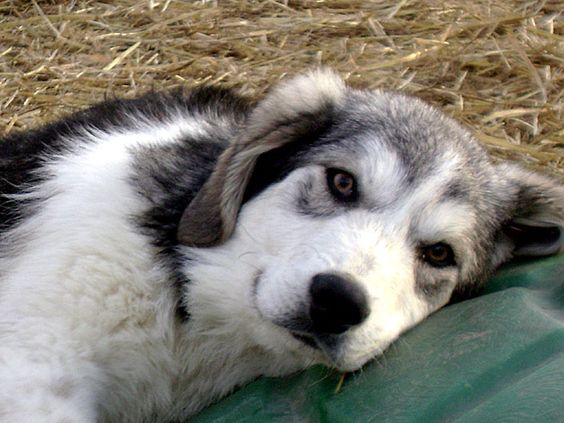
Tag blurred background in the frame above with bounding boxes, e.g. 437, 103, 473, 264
0, 0, 562, 176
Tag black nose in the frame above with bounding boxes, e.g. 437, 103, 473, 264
309, 273, 370, 335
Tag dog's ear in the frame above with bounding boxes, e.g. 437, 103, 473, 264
177, 69, 346, 247
494, 163, 563, 260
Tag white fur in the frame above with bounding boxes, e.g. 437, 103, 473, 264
0, 118, 213, 421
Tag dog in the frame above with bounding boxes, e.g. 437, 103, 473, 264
0, 69, 562, 422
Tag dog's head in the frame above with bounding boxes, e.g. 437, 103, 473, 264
178, 70, 563, 371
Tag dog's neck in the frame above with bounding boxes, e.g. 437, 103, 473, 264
169, 305, 309, 419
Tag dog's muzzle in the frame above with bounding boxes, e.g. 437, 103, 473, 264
287, 273, 370, 353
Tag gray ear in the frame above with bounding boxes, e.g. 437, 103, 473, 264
177, 69, 346, 247
496, 163, 563, 258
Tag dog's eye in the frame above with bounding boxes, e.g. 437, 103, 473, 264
326, 168, 357, 202
421, 243, 456, 268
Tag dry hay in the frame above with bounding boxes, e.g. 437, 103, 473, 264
0, 0, 562, 176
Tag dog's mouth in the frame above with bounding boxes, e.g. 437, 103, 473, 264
290, 331, 320, 350
291, 329, 380, 372
288, 329, 346, 366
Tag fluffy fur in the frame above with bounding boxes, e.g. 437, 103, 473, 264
0, 69, 562, 422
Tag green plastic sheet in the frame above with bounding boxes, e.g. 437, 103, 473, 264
191, 255, 564, 422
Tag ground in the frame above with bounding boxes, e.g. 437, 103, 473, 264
0, 0, 562, 176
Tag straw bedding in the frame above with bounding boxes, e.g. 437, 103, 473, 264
0, 0, 562, 176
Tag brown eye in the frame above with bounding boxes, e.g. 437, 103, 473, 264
334, 173, 354, 194
421, 243, 456, 268
326, 168, 357, 202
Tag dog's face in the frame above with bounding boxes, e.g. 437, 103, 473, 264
179, 70, 563, 372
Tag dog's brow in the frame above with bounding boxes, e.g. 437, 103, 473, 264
413, 200, 476, 242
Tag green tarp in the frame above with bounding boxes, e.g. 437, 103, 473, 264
191, 255, 564, 422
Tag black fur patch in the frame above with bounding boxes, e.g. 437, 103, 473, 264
242, 107, 336, 205
132, 139, 225, 320
0, 117, 75, 229
131, 87, 251, 320
503, 222, 561, 253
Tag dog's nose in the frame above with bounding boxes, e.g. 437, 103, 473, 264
309, 273, 370, 335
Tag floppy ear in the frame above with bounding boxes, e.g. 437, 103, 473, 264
177, 69, 346, 247
495, 163, 563, 259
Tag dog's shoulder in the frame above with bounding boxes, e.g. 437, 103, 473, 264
0, 86, 251, 231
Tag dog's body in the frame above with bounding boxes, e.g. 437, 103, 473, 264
0, 70, 562, 422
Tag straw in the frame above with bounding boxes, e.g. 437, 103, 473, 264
0, 0, 562, 176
